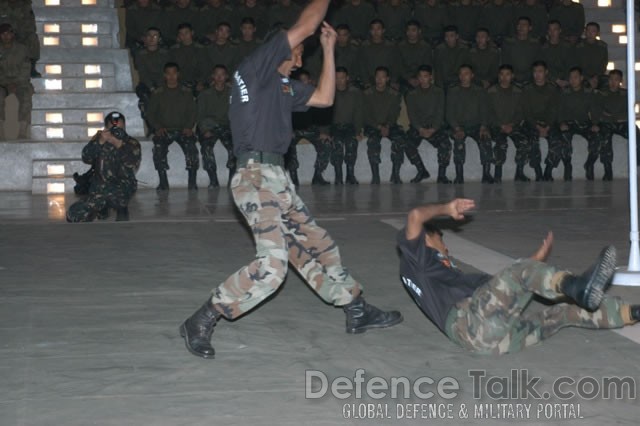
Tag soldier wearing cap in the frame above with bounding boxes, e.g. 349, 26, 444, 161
0, 23, 32, 140
66, 112, 141, 222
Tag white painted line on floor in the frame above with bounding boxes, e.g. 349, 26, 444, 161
381, 218, 640, 346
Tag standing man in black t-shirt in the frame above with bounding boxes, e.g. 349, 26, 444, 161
180, 0, 403, 360
398, 199, 639, 355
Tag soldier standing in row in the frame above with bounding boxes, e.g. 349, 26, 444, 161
197, 65, 234, 188
147, 62, 199, 190
331, 66, 363, 185
487, 65, 530, 182
404, 65, 451, 184
446, 64, 492, 184
0, 23, 32, 140
363, 66, 406, 184
66, 112, 141, 223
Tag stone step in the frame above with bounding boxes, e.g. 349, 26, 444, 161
32, 175, 76, 195
38, 21, 114, 36
41, 34, 115, 49
32, 0, 114, 7
33, 76, 117, 92
32, 158, 85, 178
31, 109, 120, 128
39, 49, 133, 91
31, 124, 108, 141
40, 63, 115, 78
33, 92, 138, 110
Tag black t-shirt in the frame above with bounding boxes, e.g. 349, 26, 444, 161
229, 31, 316, 156
397, 228, 491, 333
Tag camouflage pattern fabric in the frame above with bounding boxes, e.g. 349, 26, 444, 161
285, 128, 332, 171
596, 122, 640, 164
521, 121, 553, 168
405, 127, 452, 167
152, 130, 199, 171
363, 124, 406, 166
199, 124, 235, 172
445, 259, 626, 355
330, 123, 359, 168
450, 124, 492, 165
210, 162, 362, 319
489, 125, 530, 166
547, 120, 599, 167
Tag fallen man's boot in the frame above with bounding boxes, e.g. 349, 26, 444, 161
560, 245, 617, 311
343, 296, 403, 334
180, 299, 220, 359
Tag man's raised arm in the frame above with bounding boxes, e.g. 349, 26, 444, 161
406, 199, 476, 240
286, 0, 331, 48
307, 22, 336, 107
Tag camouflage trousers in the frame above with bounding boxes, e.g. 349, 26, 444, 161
209, 162, 362, 319
330, 124, 359, 167
451, 125, 492, 165
597, 122, 640, 164
522, 122, 553, 167
445, 259, 627, 355
363, 125, 406, 165
66, 182, 134, 222
199, 125, 235, 172
489, 125, 529, 166
285, 128, 332, 171
0, 83, 33, 122
548, 121, 599, 167
152, 130, 199, 171
405, 127, 452, 167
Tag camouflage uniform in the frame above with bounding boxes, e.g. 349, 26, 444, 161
197, 84, 234, 185
0, 37, 32, 138
124, 2, 162, 50
0, 0, 39, 68
211, 163, 362, 318
134, 47, 170, 134
67, 132, 141, 222
445, 259, 627, 355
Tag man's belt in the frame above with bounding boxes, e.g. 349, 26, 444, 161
236, 151, 285, 168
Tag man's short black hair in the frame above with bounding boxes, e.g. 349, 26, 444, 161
610, 69, 623, 79
217, 21, 232, 30
531, 60, 547, 70
498, 64, 514, 72
424, 224, 443, 237
336, 23, 351, 32
146, 26, 162, 35
213, 64, 228, 73
547, 19, 561, 28
370, 18, 385, 28
406, 19, 421, 29
517, 16, 532, 25
241, 17, 256, 27
164, 62, 180, 72
459, 63, 473, 72
569, 66, 583, 75
417, 64, 433, 74
476, 27, 490, 36
336, 66, 349, 75
375, 66, 390, 77
443, 25, 458, 34
177, 22, 193, 32
586, 21, 600, 31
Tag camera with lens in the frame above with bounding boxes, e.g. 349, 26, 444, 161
109, 125, 129, 141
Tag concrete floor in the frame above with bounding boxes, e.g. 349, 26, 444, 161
1, 180, 640, 425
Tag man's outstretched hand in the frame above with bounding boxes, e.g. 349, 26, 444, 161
446, 198, 476, 220
530, 231, 554, 262
319, 21, 337, 50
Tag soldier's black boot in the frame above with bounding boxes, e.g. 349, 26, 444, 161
514, 164, 530, 182
179, 299, 220, 359
603, 163, 613, 181
157, 170, 169, 191
30, 60, 41, 78
437, 166, 451, 183
346, 164, 359, 184
631, 305, 640, 322
343, 295, 403, 334
116, 207, 129, 221
390, 163, 402, 184
493, 164, 502, 183
584, 159, 595, 181
335, 165, 344, 185
312, 168, 330, 185
481, 164, 494, 184
563, 159, 572, 181
543, 164, 554, 182
453, 163, 464, 184
370, 163, 380, 184
533, 164, 543, 181
207, 170, 219, 188
289, 169, 300, 186
559, 246, 616, 311
97, 207, 109, 220
188, 169, 198, 190
410, 161, 429, 183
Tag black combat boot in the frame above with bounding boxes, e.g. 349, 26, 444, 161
312, 168, 330, 185
30, 60, 42, 78
207, 170, 219, 188
116, 207, 129, 221
343, 296, 403, 334
631, 305, 640, 322
188, 169, 198, 190
370, 163, 380, 184
289, 169, 300, 186
179, 299, 220, 359
437, 166, 451, 183
157, 170, 169, 190
481, 164, 494, 184
560, 246, 616, 311
346, 164, 359, 184
335, 165, 344, 185
390, 163, 402, 184
493, 164, 502, 183
410, 161, 429, 183
543, 164, 554, 181
453, 163, 464, 184
563, 159, 572, 181
514, 164, 530, 182
97, 207, 109, 220
533, 164, 543, 181
603, 163, 613, 181
584, 158, 596, 181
